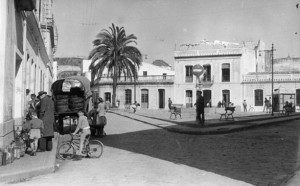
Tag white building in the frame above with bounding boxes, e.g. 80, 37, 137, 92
174, 40, 300, 112
83, 60, 175, 109
0, 0, 57, 148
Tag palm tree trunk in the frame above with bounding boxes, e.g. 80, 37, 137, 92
112, 57, 118, 107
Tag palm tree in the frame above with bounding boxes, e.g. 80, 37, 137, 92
88, 24, 142, 107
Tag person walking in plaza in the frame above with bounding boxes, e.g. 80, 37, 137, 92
243, 100, 247, 112
263, 98, 269, 112
168, 98, 173, 111
28, 112, 44, 156
195, 91, 205, 125
97, 97, 107, 136
37, 91, 55, 151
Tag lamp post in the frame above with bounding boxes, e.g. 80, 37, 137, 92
259, 43, 275, 116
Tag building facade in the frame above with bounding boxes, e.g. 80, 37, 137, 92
83, 60, 175, 109
173, 40, 263, 110
0, 0, 57, 148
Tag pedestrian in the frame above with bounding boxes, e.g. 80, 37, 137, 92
72, 110, 91, 161
28, 94, 39, 114
37, 91, 55, 151
195, 91, 205, 125
243, 100, 247, 112
263, 98, 268, 112
97, 97, 107, 136
28, 112, 44, 156
131, 101, 139, 113
168, 98, 173, 111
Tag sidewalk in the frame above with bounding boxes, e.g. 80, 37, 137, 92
0, 133, 59, 183
108, 108, 300, 135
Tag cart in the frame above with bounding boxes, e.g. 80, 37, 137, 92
51, 76, 93, 135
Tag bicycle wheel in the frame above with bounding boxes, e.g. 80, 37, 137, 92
87, 140, 104, 158
249, 107, 254, 112
57, 142, 76, 160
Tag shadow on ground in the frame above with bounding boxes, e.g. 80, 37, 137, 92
97, 122, 300, 186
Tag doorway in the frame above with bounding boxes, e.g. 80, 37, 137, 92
203, 90, 212, 107
158, 89, 165, 109
141, 89, 149, 108
186, 90, 193, 108
222, 90, 230, 107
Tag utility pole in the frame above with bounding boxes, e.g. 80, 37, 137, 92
271, 43, 274, 116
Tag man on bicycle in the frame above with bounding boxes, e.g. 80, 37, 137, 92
72, 110, 91, 161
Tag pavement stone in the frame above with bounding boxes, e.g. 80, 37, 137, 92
0, 132, 59, 183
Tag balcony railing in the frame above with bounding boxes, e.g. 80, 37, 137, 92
97, 75, 174, 85
243, 73, 300, 83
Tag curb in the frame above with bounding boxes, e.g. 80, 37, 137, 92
0, 133, 59, 183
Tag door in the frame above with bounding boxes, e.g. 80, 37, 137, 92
203, 90, 212, 107
186, 90, 193, 108
222, 90, 230, 107
158, 89, 165, 109
141, 89, 149, 108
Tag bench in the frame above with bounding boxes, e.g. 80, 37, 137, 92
170, 104, 183, 119
220, 107, 235, 120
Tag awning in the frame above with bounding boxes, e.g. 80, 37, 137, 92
51, 76, 92, 98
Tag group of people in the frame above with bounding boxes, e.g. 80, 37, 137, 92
24, 89, 55, 156
263, 97, 272, 113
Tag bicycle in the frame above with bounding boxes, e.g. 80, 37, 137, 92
248, 105, 255, 112
57, 133, 104, 160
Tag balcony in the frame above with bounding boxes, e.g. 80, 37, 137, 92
197, 75, 214, 88
97, 75, 175, 85
243, 73, 300, 83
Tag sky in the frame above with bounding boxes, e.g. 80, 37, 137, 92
52, 0, 300, 66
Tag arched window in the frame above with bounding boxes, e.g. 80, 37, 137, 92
125, 89, 132, 104
254, 89, 263, 106
222, 63, 230, 82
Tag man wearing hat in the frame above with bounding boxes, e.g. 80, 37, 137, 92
38, 91, 55, 151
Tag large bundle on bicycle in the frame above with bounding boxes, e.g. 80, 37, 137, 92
51, 76, 92, 135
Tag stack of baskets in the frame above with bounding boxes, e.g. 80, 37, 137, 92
69, 95, 84, 112
55, 95, 69, 113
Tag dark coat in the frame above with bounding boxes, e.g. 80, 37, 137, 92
195, 96, 205, 112
39, 95, 55, 137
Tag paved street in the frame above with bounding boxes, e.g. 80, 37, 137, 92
5, 112, 300, 186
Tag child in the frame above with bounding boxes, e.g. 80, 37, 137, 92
28, 112, 44, 156
72, 110, 91, 160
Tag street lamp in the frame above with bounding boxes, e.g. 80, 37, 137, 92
259, 44, 275, 116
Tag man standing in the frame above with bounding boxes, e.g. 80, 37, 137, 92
38, 91, 55, 151
243, 100, 247, 112
195, 91, 205, 125
168, 98, 172, 111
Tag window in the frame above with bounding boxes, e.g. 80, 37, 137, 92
222, 63, 230, 82
143, 71, 147, 76
125, 89, 132, 104
163, 73, 167, 79
185, 66, 193, 82
203, 65, 211, 81
254, 89, 263, 106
